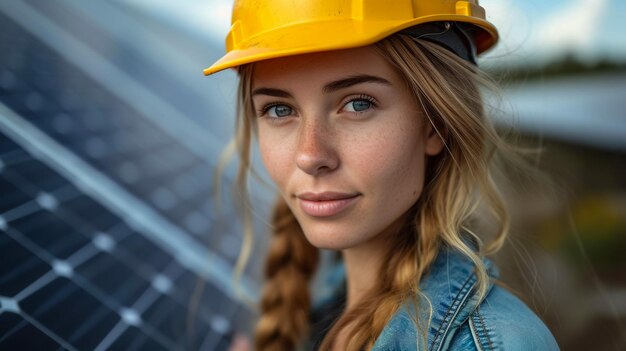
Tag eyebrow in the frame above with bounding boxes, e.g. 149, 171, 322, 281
251, 74, 392, 98
251, 87, 293, 98
323, 74, 391, 93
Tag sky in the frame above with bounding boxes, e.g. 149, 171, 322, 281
120, 0, 626, 68
481, 0, 626, 66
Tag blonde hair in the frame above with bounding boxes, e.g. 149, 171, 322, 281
230, 33, 520, 351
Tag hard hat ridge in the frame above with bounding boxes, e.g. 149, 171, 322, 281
204, 0, 498, 75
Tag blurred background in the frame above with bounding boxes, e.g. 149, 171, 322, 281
0, 0, 624, 350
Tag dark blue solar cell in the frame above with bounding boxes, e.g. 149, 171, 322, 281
75, 252, 151, 308
0, 177, 31, 213
141, 293, 213, 348
116, 233, 173, 273
0, 136, 21, 153
7, 158, 69, 193
58, 195, 120, 231
0, 234, 50, 297
20, 277, 120, 350
0, 313, 63, 350
108, 326, 169, 351
10, 211, 90, 260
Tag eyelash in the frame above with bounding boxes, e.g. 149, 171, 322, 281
343, 95, 378, 112
256, 103, 293, 121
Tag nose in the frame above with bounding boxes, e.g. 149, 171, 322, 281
295, 120, 339, 176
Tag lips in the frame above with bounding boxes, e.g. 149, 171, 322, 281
296, 192, 361, 217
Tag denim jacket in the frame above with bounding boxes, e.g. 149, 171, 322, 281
310, 246, 560, 350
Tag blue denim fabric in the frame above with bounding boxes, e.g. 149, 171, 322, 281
370, 247, 560, 350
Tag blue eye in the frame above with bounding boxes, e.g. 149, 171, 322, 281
344, 96, 376, 113
266, 104, 293, 118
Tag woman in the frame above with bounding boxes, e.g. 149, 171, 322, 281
205, 0, 560, 350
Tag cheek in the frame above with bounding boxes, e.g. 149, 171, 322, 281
258, 130, 290, 188
353, 122, 427, 200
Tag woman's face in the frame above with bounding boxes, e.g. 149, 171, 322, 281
251, 46, 444, 250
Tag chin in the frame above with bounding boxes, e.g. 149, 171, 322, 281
300, 225, 370, 251
305, 237, 353, 251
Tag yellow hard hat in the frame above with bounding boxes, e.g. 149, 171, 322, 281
204, 0, 498, 76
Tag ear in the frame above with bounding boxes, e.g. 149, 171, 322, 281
424, 122, 446, 156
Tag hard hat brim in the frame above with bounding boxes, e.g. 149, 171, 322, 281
203, 15, 497, 76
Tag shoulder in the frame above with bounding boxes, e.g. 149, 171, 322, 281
340, 244, 560, 350
371, 244, 560, 351
371, 307, 421, 350
374, 285, 560, 351
450, 284, 560, 351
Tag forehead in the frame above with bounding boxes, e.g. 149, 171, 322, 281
251, 45, 402, 89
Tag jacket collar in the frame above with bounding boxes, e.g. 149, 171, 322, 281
372, 245, 498, 351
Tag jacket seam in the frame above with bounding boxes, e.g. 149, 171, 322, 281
477, 307, 495, 350
429, 273, 477, 351
471, 306, 495, 351
469, 316, 484, 351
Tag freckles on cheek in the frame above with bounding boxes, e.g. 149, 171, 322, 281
258, 137, 270, 168
367, 131, 425, 199
259, 140, 295, 196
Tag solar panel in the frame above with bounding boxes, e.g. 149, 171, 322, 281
0, 8, 226, 243
0, 0, 277, 269
0, 1, 258, 349
0, 124, 252, 350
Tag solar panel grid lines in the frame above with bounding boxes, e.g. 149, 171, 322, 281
0, 137, 250, 350
0, 1, 262, 348
99, 281, 179, 351
25, 0, 222, 128
21, 277, 121, 350
0, 96, 253, 349
0, 232, 52, 298
0, 97, 255, 300
0, 86, 258, 345
0, 1, 227, 165
2, 310, 80, 351
0, 8, 240, 263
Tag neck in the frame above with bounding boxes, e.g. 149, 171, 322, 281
341, 244, 383, 310
341, 218, 405, 310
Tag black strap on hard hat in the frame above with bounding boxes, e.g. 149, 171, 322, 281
401, 21, 478, 64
